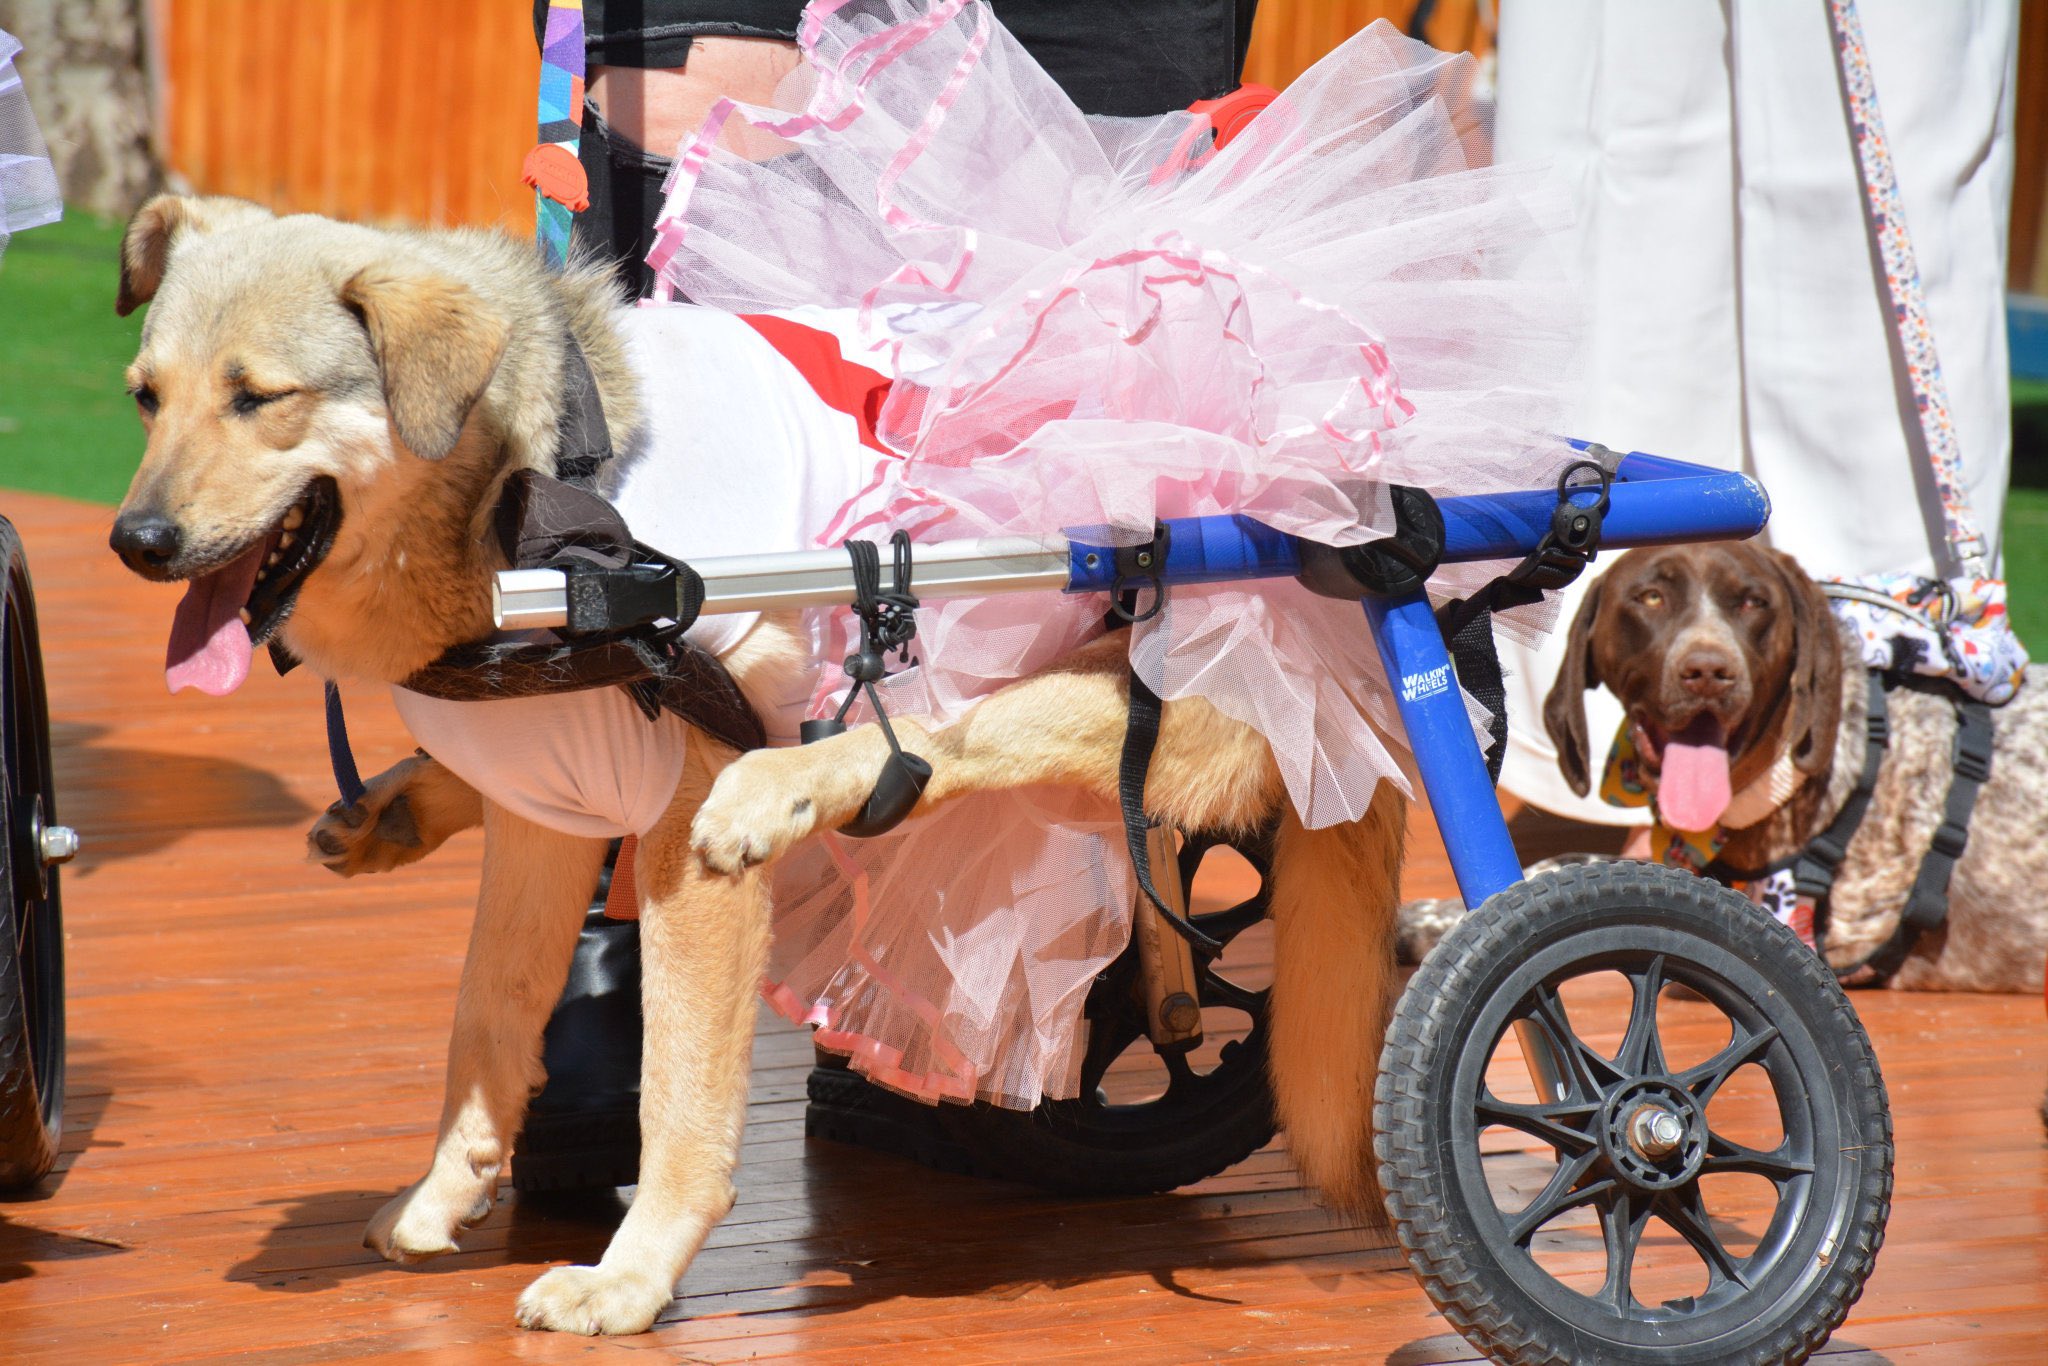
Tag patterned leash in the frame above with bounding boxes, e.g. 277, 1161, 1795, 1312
526, 0, 591, 269
1825, 0, 1988, 580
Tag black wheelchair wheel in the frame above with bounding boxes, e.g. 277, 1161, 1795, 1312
1376, 863, 1890, 1366
949, 825, 1277, 1196
0, 519, 66, 1190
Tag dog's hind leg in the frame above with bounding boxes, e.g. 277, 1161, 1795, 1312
364, 801, 607, 1262
517, 745, 771, 1336
1267, 784, 1404, 1219
308, 752, 483, 876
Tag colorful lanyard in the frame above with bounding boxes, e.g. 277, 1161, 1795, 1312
527, 0, 592, 270
1825, 0, 1988, 580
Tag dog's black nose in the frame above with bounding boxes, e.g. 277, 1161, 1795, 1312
1678, 649, 1737, 699
110, 513, 183, 577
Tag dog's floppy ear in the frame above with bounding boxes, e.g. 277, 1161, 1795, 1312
116, 194, 274, 317
1772, 549, 1843, 779
340, 263, 509, 461
1542, 574, 1606, 796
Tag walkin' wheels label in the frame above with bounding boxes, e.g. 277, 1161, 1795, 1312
1399, 663, 1452, 703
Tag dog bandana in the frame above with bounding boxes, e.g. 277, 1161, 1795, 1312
1601, 724, 1815, 949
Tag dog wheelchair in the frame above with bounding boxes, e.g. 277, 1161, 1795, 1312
498, 449, 1894, 1363
0, 515, 74, 1192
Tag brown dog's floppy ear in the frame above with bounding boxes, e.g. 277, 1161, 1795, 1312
116, 194, 275, 316
1772, 550, 1843, 780
340, 264, 509, 461
1542, 574, 1606, 796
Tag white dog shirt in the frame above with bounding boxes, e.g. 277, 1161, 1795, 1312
391, 304, 892, 838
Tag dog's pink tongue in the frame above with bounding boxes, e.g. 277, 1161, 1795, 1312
165, 544, 266, 696
1657, 716, 1732, 833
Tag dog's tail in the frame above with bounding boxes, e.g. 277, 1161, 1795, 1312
1266, 784, 1405, 1218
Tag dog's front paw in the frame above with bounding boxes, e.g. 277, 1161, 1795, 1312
691, 753, 825, 874
516, 1264, 674, 1336
308, 791, 425, 877
363, 1178, 494, 1263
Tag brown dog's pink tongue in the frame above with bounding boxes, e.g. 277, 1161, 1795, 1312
1657, 715, 1732, 834
165, 543, 266, 696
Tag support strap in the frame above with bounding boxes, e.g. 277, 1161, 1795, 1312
1108, 524, 1222, 956
1791, 672, 1890, 909
1837, 688, 1994, 985
325, 680, 367, 809
801, 533, 932, 839
1434, 458, 1613, 782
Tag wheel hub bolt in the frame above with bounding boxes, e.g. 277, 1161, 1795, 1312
39, 823, 79, 866
1160, 992, 1202, 1034
1630, 1105, 1685, 1160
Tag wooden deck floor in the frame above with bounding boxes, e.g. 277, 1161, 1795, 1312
1, 488, 2044, 1363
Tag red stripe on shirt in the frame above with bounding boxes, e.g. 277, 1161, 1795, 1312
738, 314, 897, 456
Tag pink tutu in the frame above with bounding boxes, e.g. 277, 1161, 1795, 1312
651, 0, 1584, 1107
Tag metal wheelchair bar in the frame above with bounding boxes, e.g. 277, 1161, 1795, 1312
1364, 587, 1571, 1104
492, 452, 1767, 626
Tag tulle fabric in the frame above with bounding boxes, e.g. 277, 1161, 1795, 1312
655, 0, 1585, 1106
0, 32, 62, 262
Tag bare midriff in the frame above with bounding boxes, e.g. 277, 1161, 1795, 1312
589, 36, 804, 162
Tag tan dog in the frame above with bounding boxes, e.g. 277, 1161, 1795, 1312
112, 196, 1406, 1335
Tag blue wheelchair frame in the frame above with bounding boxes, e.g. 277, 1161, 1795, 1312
1061, 450, 1770, 909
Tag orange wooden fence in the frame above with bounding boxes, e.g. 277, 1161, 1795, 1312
156, 0, 541, 232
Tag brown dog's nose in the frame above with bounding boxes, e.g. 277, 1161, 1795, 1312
1678, 648, 1737, 700
110, 513, 183, 577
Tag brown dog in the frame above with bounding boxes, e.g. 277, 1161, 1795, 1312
1544, 542, 2048, 993
109, 196, 1407, 1334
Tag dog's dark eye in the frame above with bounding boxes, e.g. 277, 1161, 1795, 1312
1636, 589, 1664, 608
231, 388, 294, 416
131, 383, 159, 417
1738, 592, 1769, 612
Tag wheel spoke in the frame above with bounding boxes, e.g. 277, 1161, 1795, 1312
1078, 1012, 1143, 1098
1160, 1046, 1198, 1091
1191, 897, 1266, 944
1523, 984, 1620, 1099
1201, 969, 1265, 1016
1677, 1024, 1781, 1106
1474, 1091, 1601, 1157
1699, 1130, 1813, 1184
1657, 1185, 1750, 1292
1615, 955, 1669, 1076
1504, 1150, 1606, 1247
1596, 1186, 1653, 1313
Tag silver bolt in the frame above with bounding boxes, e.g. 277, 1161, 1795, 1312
39, 824, 79, 865
1631, 1106, 1685, 1159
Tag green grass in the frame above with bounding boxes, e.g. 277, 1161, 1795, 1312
2, 212, 2044, 648
0, 215, 144, 506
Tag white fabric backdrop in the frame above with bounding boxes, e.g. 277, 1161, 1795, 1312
1490, 0, 2019, 825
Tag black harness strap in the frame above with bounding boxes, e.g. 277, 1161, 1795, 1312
324, 679, 368, 807
1788, 672, 1890, 910
1108, 525, 1223, 957
551, 334, 613, 490
1839, 688, 1994, 985
1434, 459, 1613, 783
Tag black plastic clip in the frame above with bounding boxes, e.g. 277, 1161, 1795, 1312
1108, 522, 1172, 624
558, 556, 705, 636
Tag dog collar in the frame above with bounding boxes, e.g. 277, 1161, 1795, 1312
1599, 723, 1801, 868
